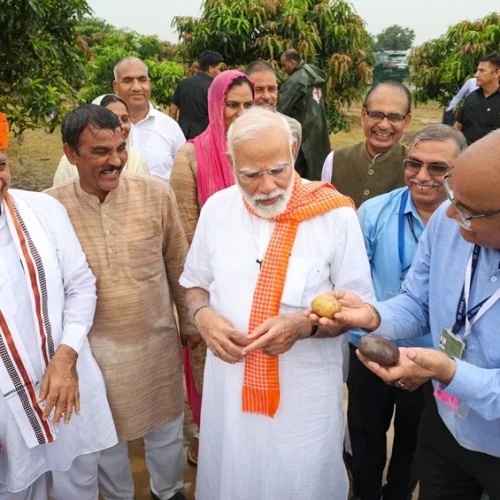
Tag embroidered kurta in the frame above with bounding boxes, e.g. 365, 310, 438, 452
46, 174, 194, 440
0, 190, 117, 493
180, 185, 375, 500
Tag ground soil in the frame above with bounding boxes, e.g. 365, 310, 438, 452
8, 100, 442, 500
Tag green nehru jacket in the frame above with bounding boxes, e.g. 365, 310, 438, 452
331, 141, 408, 208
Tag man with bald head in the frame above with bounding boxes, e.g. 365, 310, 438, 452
113, 56, 185, 182
322, 81, 412, 207
277, 49, 330, 180
309, 130, 500, 498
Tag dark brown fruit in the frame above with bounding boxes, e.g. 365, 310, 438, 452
358, 335, 400, 366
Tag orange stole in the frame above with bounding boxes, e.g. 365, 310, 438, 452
242, 175, 354, 417
0, 112, 9, 150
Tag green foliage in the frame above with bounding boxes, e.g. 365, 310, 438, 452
77, 16, 180, 105
173, 0, 374, 132
375, 25, 415, 51
409, 13, 500, 106
147, 61, 186, 107
0, 0, 91, 134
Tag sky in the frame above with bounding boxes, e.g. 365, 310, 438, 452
86, 0, 499, 46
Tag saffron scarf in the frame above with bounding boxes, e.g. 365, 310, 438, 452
242, 175, 354, 417
190, 70, 254, 206
0, 192, 57, 447
0, 112, 8, 150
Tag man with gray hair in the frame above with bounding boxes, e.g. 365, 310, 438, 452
345, 125, 468, 500
113, 56, 185, 182
180, 107, 375, 500
244, 60, 302, 156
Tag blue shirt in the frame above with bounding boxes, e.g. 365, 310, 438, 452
349, 187, 432, 348
375, 202, 500, 457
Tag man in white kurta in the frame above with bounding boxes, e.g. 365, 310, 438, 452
0, 146, 117, 499
180, 108, 374, 500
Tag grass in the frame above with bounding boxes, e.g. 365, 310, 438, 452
6, 100, 443, 192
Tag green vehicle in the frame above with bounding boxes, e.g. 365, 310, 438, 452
373, 51, 410, 83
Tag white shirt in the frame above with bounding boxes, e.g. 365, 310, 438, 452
180, 185, 374, 500
321, 151, 335, 182
446, 78, 478, 112
129, 103, 185, 183
0, 191, 117, 493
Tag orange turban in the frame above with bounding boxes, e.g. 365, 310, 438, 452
0, 113, 8, 150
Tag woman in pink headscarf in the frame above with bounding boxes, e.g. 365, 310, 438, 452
170, 70, 254, 465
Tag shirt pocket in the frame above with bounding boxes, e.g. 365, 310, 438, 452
128, 236, 163, 281
281, 256, 327, 308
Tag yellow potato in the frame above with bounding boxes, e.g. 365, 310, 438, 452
311, 294, 342, 319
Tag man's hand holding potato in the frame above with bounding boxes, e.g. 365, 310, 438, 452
304, 290, 380, 331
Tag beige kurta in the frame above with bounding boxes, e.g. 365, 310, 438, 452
46, 173, 194, 440
170, 143, 207, 393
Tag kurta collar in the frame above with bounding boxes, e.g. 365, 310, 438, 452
363, 140, 405, 165
74, 177, 123, 211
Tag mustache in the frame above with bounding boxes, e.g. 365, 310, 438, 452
410, 179, 441, 188
253, 189, 286, 202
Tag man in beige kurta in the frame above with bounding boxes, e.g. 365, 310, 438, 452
46, 104, 192, 500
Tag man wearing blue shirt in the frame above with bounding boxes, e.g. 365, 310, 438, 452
309, 130, 500, 499
347, 125, 467, 500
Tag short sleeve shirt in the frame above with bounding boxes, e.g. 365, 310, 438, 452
457, 87, 500, 144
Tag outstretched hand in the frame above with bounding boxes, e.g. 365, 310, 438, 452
357, 347, 457, 386
304, 290, 378, 330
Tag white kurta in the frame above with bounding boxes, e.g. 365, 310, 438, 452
180, 185, 375, 500
0, 190, 117, 493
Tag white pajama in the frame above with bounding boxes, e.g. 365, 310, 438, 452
98, 414, 184, 500
0, 452, 99, 500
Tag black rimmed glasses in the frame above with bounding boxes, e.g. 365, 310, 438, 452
404, 158, 452, 177
444, 173, 500, 229
364, 108, 408, 123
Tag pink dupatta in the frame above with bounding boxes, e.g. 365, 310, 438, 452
190, 70, 254, 205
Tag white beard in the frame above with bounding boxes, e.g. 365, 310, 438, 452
238, 174, 295, 219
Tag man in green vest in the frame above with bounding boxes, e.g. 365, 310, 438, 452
321, 81, 412, 207
278, 49, 330, 181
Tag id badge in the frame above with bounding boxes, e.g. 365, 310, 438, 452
438, 328, 465, 359
435, 328, 466, 414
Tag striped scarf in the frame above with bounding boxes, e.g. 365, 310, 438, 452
0, 192, 57, 447
242, 175, 354, 417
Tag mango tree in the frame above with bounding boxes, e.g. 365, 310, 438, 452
409, 13, 500, 107
173, 0, 374, 132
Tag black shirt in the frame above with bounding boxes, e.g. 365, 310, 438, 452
457, 87, 500, 144
171, 72, 212, 140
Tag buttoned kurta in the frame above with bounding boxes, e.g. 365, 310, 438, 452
46, 174, 193, 440
180, 185, 375, 500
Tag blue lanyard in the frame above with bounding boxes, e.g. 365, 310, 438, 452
452, 245, 488, 334
398, 189, 419, 283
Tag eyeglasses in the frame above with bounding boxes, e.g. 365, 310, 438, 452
444, 174, 500, 229
404, 158, 452, 177
237, 164, 292, 184
364, 108, 408, 123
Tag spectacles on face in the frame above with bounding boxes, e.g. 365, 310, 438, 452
444, 174, 500, 229
404, 158, 452, 177
364, 108, 408, 124
237, 164, 292, 184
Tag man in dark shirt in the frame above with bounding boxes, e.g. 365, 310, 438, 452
455, 53, 500, 144
169, 50, 223, 139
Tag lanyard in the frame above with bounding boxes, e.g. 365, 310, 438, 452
452, 245, 500, 338
398, 189, 419, 282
